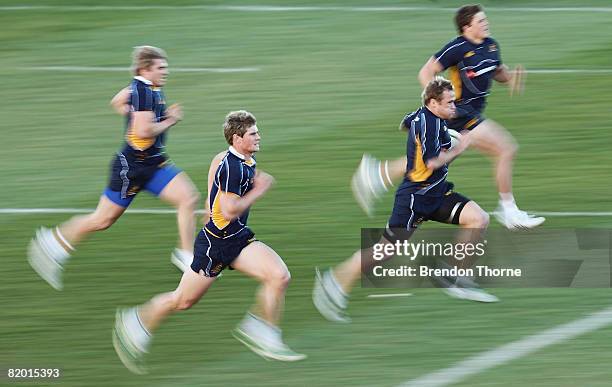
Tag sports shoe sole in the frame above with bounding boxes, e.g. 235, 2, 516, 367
232, 328, 306, 362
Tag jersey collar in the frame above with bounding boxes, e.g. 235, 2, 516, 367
229, 146, 256, 166
134, 76, 153, 85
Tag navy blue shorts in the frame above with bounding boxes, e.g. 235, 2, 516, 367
387, 187, 471, 231
191, 228, 257, 277
104, 153, 182, 208
448, 104, 485, 131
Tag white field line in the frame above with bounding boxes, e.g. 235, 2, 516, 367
399, 305, 612, 387
367, 293, 413, 298
526, 69, 612, 74
2, 5, 612, 12
1, 208, 611, 216
20, 66, 612, 75
23, 66, 260, 73
0, 208, 204, 215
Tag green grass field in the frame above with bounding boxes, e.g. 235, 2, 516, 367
2, 1, 612, 386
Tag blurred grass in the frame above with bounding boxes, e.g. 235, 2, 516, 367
1, 1, 612, 386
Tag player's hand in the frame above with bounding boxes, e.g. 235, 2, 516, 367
509, 64, 525, 97
454, 131, 472, 153
166, 103, 183, 122
253, 171, 275, 194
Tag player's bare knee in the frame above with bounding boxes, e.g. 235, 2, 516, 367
188, 190, 201, 208
180, 190, 201, 210
505, 141, 518, 158
268, 268, 291, 291
473, 210, 490, 229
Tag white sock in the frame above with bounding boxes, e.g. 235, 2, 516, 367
240, 312, 282, 347
175, 248, 193, 263
39, 227, 73, 265
499, 193, 517, 210
381, 160, 394, 189
125, 308, 152, 353
324, 270, 348, 309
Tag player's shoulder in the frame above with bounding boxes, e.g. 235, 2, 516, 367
484, 37, 500, 53
224, 150, 245, 171
442, 36, 469, 51
131, 77, 153, 95
400, 108, 421, 130
421, 107, 443, 127
484, 36, 499, 45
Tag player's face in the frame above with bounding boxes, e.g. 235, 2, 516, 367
434, 90, 456, 120
468, 12, 490, 39
239, 125, 261, 154
146, 59, 169, 87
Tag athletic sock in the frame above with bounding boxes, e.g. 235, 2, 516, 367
240, 312, 282, 347
174, 248, 193, 263
499, 193, 517, 211
378, 160, 392, 191
124, 308, 152, 353
39, 227, 73, 265
324, 270, 348, 309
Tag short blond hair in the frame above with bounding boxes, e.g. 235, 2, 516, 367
223, 110, 257, 145
131, 45, 167, 75
422, 77, 454, 105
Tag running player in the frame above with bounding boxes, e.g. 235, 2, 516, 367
28, 46, 200, 290
113, 111, 305, 374
352, 4, 544, 230
314, 78, 496, 323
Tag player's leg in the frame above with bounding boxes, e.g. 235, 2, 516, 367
351, 154, 406, 217
230, 241, 305, 361
429, 193, 498, 302
146, 166, 201, 272
315, 192, 417, 322
113, 269, 216, 374
467, 119, 545, 229
28, 193, 128, 291
61, 194, 128, 245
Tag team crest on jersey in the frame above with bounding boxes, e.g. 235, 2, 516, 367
211, 263, 224, 275
464, 51, 475, 58
126, 185, 141, 196
414, 216, 426, 226
488, 44, 497, 52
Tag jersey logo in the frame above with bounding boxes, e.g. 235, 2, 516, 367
488, 44, 497, 52
126, 185, 141, 196
464, 51, 475, 58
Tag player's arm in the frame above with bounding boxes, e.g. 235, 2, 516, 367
426, 134, 470, 170
132, 103, 182, 138
202, 151, 228, 225
110, 87, 130, 115
219, 170, 274, 221
418, 57, 445, 88
420, 116, 470, 170
494, 64, 525, 96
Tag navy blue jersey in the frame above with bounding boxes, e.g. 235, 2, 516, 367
398, 107, 451, 197
122, 76, 168, 165
434, 36, 502, 112
205, 147, 256, 239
